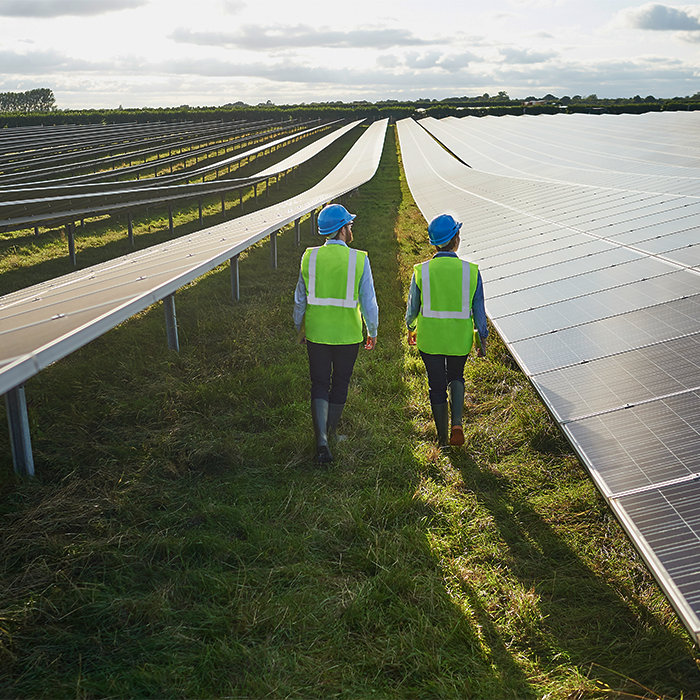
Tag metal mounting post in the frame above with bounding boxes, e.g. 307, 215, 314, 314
164, 294, 179, 352
168, 205, 174, 234
67, 222, 77, 266
230, 254, 240, 301
127, 212, 134, 248
270, 231, 278, 269
5, 385, 34, 477
294, 218, 300, 247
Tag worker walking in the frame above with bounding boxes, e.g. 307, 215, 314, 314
294, 203, 379, 464
405, 213, 487, 446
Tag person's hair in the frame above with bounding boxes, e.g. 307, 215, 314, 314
436, 232, 459, 252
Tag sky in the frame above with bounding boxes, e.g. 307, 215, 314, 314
1, 0, 699, 109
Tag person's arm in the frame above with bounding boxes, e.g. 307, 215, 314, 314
472, 272, 488, 356
405, 273, 420, 345
293, 270, 307, 342
358, 255, 378, 348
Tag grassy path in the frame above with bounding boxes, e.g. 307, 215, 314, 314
0, 126, 698, 698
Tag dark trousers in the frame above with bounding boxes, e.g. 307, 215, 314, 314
307, 341, 361, 403
419, 352, 467, 405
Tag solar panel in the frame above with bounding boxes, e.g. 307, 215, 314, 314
397, 112, 700, 645
0, 120, 388, 397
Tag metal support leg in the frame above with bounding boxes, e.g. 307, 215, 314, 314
168, 205, 174, 234
254, 183, 257, 205
294, 218, 300, 247
164, 294, 179, 352
230, 254, 240, 302
127, 212, 134, 248
67, 223, 76, 266
198, 198, 203, 227
221, 193, 226, 216
270, 231, 278, 269
5, 386, 34, 477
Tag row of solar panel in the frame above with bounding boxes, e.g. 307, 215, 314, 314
396, 112, 700, 645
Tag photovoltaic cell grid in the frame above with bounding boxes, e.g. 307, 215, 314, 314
397, 113, 700, 645
0, 120, 388, 396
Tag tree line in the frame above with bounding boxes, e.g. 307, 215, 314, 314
0, 88, 56, 113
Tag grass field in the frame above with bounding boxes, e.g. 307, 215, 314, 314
0, 124, 699, 699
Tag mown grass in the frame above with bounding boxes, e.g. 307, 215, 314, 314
0, 125, 699, 698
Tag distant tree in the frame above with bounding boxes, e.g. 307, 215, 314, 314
0, 88, 55, 112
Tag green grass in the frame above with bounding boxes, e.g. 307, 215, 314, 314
0, 126, 699, 698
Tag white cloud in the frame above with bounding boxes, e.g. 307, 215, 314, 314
498, 47, 557, 64
620, 3, 700, 31
170, 24, 436, 51
0, 0, 147, 18
221, 0, 245, 13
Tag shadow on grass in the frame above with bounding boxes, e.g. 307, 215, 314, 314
448, 447, 700, 698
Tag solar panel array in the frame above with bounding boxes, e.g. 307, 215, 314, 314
397, 112, 700, 646
0, 120, 387, 398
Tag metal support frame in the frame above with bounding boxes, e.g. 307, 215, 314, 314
67, 222, 77, 266
198, 198, 203, 227
164, 294, 179, 352
5, 385, 34, 477
168, 205, 174, 234
127, 212, 134, 247
230, 254, 240, 301
294, 218, 300, 247
270, 231, 278, 269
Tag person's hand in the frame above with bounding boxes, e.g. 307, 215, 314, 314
407, 329, 417, 346
365, 336, 377, 350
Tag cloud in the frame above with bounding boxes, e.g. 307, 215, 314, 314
621, 3, 700, 31
0, 49, 106, 72
498, 47, 557, 64
221, 0, 245, 13
0, 0, 147, 17
170, 24, 437, 51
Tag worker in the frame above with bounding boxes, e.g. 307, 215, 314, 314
294, 203, 379, 464
405, 213, 487, 446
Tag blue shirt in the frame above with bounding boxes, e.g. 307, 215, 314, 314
405, 251, 488, 341
294, 239, 379, 338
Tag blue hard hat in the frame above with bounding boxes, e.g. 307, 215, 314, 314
428, 213, 462, 246
317, 203, 355, 236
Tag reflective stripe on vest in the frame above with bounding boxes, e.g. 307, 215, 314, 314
419, 260, 473, 320
307, 247, 360, 309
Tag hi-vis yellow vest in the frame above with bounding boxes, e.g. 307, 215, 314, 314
415, 256, 479, 355
301, 243, 367, 345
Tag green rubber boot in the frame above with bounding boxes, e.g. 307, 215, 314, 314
431, 402, 449, 446
327, 403, 347, 442
311, 399, 333, 464
448, 380, 465, 446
